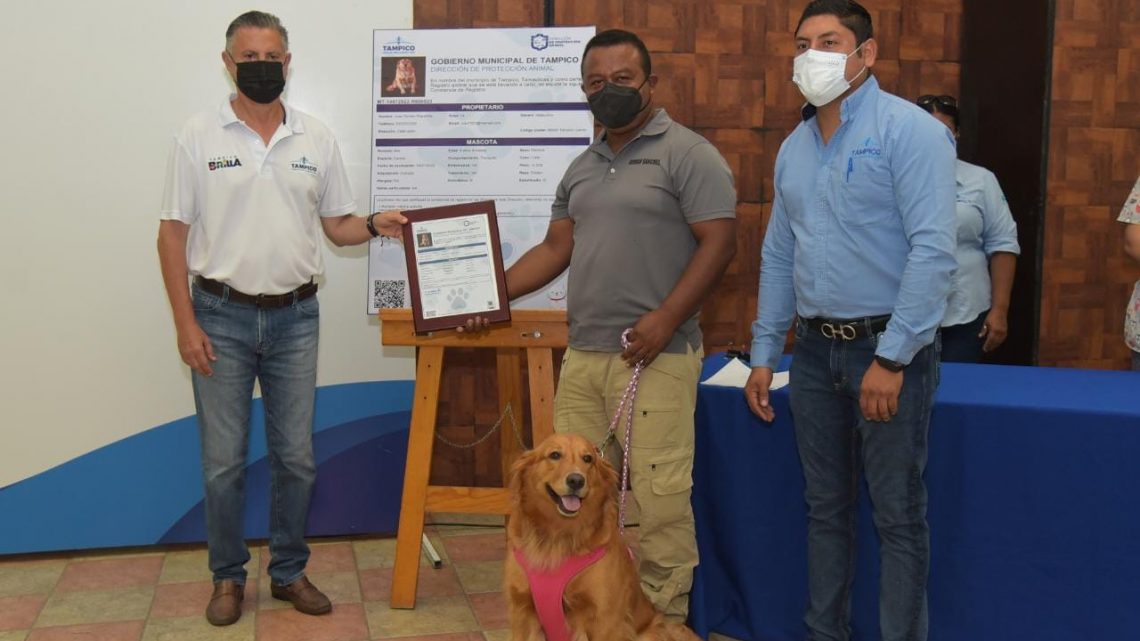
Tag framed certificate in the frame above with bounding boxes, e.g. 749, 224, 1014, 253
401, 200, 511, 333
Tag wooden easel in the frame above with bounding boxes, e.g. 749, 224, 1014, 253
379, 308, 568, 609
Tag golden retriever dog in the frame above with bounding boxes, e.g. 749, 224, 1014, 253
505, 433, 700, 641
386, 58, 417, 94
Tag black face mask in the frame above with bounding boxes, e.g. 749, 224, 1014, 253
587, 80, 648, 130
233, 60, 285, 104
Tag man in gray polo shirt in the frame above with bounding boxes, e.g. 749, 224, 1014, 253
470, 29, 736, 620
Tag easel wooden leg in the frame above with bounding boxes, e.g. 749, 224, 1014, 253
378, 310, 566, 610
390, 345, 444, 609
497, 349, 524, 482
527, 347, 556, 444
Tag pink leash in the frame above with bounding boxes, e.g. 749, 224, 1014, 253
604, 328, 643, 535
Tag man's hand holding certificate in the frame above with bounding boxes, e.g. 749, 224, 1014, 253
401, 200, 511, 333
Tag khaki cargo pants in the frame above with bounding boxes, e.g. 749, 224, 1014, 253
553, 345, 703, 621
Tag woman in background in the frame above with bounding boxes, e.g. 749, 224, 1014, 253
917, 94, 1020, 363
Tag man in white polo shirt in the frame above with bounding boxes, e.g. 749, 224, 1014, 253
156, 10, 405, 626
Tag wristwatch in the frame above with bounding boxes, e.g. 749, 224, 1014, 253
874, 355, 905, 373
365, 212, 381, 238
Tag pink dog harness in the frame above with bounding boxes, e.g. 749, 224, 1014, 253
513, 546, 607, 641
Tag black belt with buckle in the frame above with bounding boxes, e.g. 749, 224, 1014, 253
195, 276, 317, 309
803, 315, 891, 341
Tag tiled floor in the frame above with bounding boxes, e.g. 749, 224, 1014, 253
0, 520, 525, 641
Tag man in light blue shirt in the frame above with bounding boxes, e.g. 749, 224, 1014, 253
743, 2, 956, 640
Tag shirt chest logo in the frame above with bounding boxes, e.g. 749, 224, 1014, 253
845, 137, 882, 182
850, 137, 882, 158
290, 156, 318, 175
628, 157, 661, 166
207, 155, 243, 171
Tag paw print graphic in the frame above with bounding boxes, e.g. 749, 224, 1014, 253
447, 288, 469, 311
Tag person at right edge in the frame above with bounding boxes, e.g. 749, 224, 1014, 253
744, 2, 957, 641
1120, 175, 1140, 371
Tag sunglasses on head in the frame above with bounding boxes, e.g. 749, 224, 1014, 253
917, 94, 958, 110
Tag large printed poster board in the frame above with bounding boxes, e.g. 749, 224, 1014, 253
367, 27, 596, 313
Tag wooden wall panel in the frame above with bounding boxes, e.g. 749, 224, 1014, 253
413, 0, 544, 28
1040, 0, 1140, 368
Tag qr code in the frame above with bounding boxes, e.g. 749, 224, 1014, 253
373, 279, 405, 309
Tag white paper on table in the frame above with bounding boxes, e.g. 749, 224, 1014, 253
769, 371, 790, 390
701, 358, 791, 390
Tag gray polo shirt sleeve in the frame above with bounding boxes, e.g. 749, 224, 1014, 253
673, 141, 737, 223
551, 169, 570, 221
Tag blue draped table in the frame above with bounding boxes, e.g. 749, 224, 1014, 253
689, 354, 1140, 641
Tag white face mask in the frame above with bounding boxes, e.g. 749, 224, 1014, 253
792, 43, 866, 107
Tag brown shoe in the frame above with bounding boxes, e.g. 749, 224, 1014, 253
205, 579, 244, 626
270, 576, 332, 615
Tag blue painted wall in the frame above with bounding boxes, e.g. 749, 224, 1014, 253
0, 381, 413, 555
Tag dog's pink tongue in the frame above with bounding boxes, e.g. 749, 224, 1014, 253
560, 495, 581, 513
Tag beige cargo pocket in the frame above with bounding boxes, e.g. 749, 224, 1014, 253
627, 402, 681, 449
634, 449, 698, 569
647, 451, 693, 497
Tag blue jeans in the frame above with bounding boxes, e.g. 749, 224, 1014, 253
191, 283, 319, 586
938, 310, 986, 364
789, 318, 940, 641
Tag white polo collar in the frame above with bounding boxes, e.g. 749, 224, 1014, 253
217, 95, 304, 134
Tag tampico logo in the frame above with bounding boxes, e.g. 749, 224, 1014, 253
846, 138, 882, 182
851, 137, 882, 158
383, 36, 415, 54
290, 155, 318, 175
530, 33, 549, 51
207, 155, 242, 171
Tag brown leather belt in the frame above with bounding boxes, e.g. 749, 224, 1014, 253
802, 315, 891, 341
194, 276, 317, 309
